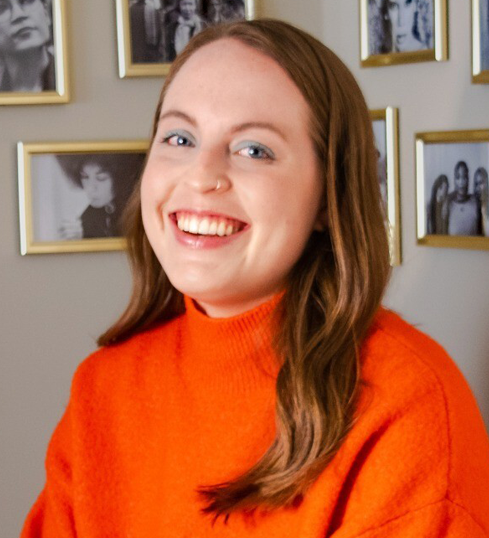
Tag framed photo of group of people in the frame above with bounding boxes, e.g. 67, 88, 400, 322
371, 107, 402, 265
0, 0, 69, 105
18, 141, 147, 254
116, 0, 256, 78
416, 130, 489, 250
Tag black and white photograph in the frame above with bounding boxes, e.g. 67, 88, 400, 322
117, 0, 254, 77
18, 142, 147, 254
371, 107, 401, 265
372, 117, 388, 208
361, 0, 447, 67
472, 0, 489, 82
417, 131, 489, 250
0, 0, 69, 105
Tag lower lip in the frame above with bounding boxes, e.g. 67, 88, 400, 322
170, 218, 247, 249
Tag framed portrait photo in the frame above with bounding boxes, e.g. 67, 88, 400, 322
472, 0, 489, 83
360, 0, 448, 68
0, 0, 69, 105
371, 107, 402, 265
18, 141, 148, 255
116, 0, 257, 78
416, 130, 489, 250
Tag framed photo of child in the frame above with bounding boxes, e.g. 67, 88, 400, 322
18, 140, 148, 254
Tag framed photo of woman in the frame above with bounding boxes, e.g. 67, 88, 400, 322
371, 107, 401, 265
0, 0, 69, 105
472, 0, 489, 83
360, 0, 448, 67
416, 130, 489, 250
116, 0, 256, 78
18, 141, 148, 254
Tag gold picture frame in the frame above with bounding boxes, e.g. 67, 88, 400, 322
18, 140, 148, 255
472, 0, 489, 83
416, 130, 489, 250
360, 0, 448, 68
0, 0, 70, 105
371, 107, 402, 266
116, 0, 257, 79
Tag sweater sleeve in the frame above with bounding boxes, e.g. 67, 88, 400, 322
331, 500, 488, 538
20, 403, 76, 538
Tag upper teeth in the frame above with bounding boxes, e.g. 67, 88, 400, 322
176, 213, 240, 237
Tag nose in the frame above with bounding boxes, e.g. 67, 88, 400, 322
83, 177, 98, 193
185, 147, 231, 194
10, 0, 29, 21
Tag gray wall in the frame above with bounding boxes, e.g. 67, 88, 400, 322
1, 1, 488, 536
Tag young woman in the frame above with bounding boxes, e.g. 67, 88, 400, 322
380, 0, 428, 53
0, 0, 55, 92
21, 19, 489, 537
56, 154, 144, 240
427, 174, 449, 235
474, 166, 489, 236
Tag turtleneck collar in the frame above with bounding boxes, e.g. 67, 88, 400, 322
178, 294, 283, 393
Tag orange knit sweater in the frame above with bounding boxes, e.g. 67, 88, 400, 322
22, 297, 489, 537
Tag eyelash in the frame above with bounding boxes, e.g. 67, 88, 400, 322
160, 131, 275, 162
236, 142, 275, 161
161, 131, 194, 147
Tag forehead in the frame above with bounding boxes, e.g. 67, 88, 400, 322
162, 39, 310, 126
455, 164, 468, 175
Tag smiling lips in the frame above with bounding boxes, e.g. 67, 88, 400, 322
171, 211, 247, 238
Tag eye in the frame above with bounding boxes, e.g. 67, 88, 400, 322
234, 141, 275, 161
161, 130, 195, 148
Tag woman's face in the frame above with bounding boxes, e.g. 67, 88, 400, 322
179, 0, 197, 20
0, 0, 50, 54
474, 171, 488, 198
141, 39, 324, 317
80, 163, 114, 208
387, 0, 417, 51
436, 181, 448, 202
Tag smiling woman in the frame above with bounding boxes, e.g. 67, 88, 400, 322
21, 18, 489, 538
0, 0, 55, 92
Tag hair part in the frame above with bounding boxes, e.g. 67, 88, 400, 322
99, 18, 390, 521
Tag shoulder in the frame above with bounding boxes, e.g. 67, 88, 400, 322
71, 315, 183, 398
354, 308, 489, 526
361, 308, 483, 425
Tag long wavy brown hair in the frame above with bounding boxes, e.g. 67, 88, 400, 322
99, 19, 390, 520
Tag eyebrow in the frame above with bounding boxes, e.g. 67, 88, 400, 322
158, 110, 288, 142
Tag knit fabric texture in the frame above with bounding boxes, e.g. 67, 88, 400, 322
21, 297, 489, 537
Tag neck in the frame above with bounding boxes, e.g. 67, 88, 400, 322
191, 290, 285, 319
3, 47, 49, 91
455, 192, 469, 202
182, 293, 283, 392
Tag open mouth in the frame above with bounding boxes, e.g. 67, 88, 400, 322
170, 211, 247, 237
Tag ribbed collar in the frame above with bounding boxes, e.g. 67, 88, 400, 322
178, 295, 283, 393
